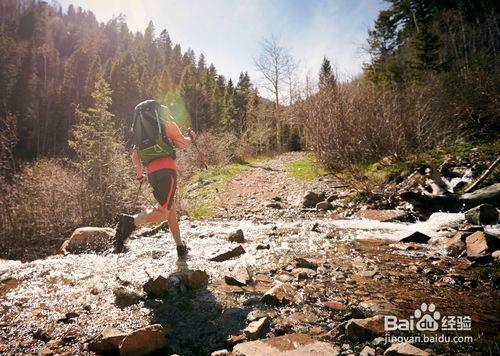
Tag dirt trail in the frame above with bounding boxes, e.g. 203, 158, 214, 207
212, 152, 339, 219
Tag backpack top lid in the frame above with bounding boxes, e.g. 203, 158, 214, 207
135, 100, 171, 120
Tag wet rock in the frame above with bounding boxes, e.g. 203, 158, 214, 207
244, 317, 269, 340
430, 232, 467, 257
88, 327, 127, 353
465, 204, 498, 225
119, 324, 166, 356
143, 275, 170, 296
400, 231, 430, 244
316, 201, 334, 211
384, 342, 429, 356
180, 270, 209, 289
256, 244, 270, 250
113, 286, 142, 308
233, 333, 339, 355
354, 209, 408, 222
227, 334, 247, 348
360, 345, 376, 356
293, 257, 319, 270
225, 268, 251, 287
261, 283, 295, 306
302, 191, 322, 208
345, 315, 386, 342
493, 250, 500, 260
211, 349, 229, 356
210, 245, 246, 262
60, 227, 115, 254
291, 267, 317, 280
323, 301, 347, 312
466, 231, 500, 257
229, 229, 245, 243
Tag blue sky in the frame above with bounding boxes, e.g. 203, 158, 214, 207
57, 0, 387, 89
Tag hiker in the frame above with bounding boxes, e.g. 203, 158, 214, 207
114, 100, 196, 259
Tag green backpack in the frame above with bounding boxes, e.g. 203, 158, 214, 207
132, 100, 176, 165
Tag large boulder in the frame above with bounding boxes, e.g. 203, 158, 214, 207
233, 333, 339, 355
465, 204, 499, 225
345, 315, 386, 342
119, 324, 166, 356
430, 232, 467, 257
466, 231, 500, 257
60, 227, 115, 254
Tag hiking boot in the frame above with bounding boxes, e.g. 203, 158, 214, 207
176, 244, 189, 259
114, 214, 136, 253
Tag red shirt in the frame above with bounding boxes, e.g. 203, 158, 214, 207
146, 121, 184, 174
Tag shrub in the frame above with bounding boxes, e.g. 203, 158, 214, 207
0, 159, 84, 260
302, 77, 461, 170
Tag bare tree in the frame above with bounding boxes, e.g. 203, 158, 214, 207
254, 36, 294, 150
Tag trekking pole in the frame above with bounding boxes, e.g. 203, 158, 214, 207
188, 129, 208, 170
131, 179, 144, 213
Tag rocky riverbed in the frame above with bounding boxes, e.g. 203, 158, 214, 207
0, 153, 499, 355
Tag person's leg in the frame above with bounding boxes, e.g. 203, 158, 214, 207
167, 203, 182, 246
134, 205, 169, 226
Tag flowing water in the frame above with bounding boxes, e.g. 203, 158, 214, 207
1, 212, 499, 354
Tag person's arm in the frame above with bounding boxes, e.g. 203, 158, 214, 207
166, 122, 196, 149
131, 146, 145, 180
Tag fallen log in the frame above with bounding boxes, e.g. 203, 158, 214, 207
401, 183, 500, 213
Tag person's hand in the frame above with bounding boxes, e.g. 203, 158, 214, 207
187, 128, 197, 141
136, 173, 146, 183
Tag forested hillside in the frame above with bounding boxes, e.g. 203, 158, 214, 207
0, 0, 269, 170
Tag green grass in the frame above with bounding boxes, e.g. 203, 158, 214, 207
285, 154, 329, 181
184, 161, 262, 218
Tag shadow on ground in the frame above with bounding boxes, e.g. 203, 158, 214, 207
144, 261, 249, 355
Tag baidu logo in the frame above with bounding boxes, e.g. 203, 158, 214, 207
385, 303, 471, 332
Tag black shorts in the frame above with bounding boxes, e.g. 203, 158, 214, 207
148, 169, 177, 209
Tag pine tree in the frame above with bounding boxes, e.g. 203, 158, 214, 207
318, 57, 336, 90
69, 78, 133, 224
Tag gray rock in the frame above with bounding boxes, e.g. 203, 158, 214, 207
302, 191, 322, 208
400, 232, 430, 244
316, 201, 334, 211
384, 342, 429, 356
345, 315, 386, 342
465, 204, 499, 225
233, 333, 339, 355
229, 229, 245, 243
243, 317, 269, 340
119, 324, 166, 356
466, 231, 500, 257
